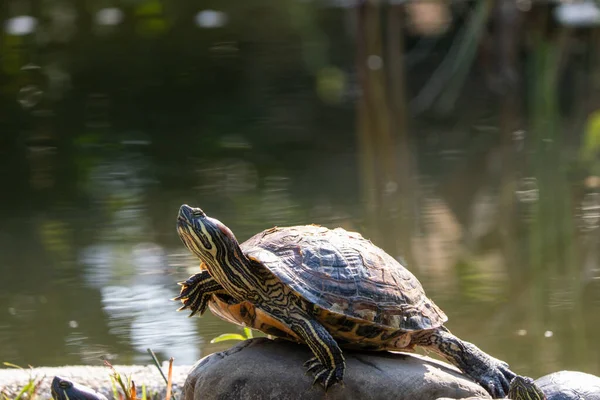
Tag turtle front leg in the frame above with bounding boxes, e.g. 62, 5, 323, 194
285, 309, 346, 390
174, 271, 226, 317
412, 326, 515, 398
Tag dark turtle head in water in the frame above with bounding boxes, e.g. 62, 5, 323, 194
509, 376, 547, 400
51, 376, 108, 400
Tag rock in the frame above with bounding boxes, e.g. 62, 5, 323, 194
183, 338, 491, 400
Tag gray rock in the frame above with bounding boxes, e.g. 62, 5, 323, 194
183, 338, 491, 400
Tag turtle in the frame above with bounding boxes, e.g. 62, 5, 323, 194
508, 371, 600, 400
174, 204, 515, 397
51, 376, 108, 400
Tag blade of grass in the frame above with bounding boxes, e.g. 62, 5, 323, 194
127, 376, 134, 400
165, 358, 173, 400
2, 362, 23, 369
210, 333, 247, 343
147, 348, 177, 400
29, 376, 43, 399
147, 349, 169, 385
130, 380, 136, 400
13, 375, 42, 400
104, 360, 130, 399
13, 383, 31, 400
7, 365, 43, 400
110, 374, 119, 399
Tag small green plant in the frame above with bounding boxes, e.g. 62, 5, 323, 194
105, 360, 146, 400
210, 327, 254, 343
1, 362, 43, 400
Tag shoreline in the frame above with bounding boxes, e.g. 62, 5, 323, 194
0, 364, 193, 399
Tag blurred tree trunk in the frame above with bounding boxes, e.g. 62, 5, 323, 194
388, 4, 416, 265
495, 0, 525, 287
356, 0, 415, 265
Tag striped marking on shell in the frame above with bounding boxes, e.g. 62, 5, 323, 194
240, 224, 447, 332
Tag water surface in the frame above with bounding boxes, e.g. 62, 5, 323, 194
0, 0, 599, 381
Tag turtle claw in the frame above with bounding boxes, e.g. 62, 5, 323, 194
476, 362, 516, 398
303, 357, 316, 367
172, 274, 213, 317
177, 296, 207, 317
304, 357, 344, 391
303, 357, 321, 372
176, 302, 203, 317
306, 364, 321, 374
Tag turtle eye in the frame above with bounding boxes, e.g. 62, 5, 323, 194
192, 208, 206, 218
58, 380, 72, 389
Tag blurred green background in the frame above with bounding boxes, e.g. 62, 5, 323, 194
0, 0, 599, 380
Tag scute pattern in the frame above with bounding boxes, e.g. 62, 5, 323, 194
536, 371, 600, 400
241, 225, 447, 332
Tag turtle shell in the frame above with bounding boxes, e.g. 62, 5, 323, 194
535, 371, 600, 400
239, 225, 447, 332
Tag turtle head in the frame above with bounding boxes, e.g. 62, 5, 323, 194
51, 376, 107, 400
508, 376, 547, 400
177, 204, 240, 264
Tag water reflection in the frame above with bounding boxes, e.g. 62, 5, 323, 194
80, 234, 201, 363
0, 143, 598, 376
101, 284, 199, 364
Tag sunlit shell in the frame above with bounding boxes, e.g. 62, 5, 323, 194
242, 225, 448, 332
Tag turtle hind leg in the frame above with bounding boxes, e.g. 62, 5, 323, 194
173, 271, 226, 317
411, 326, 515, 398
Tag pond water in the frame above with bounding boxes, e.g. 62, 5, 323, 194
0, 0, 599, 383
